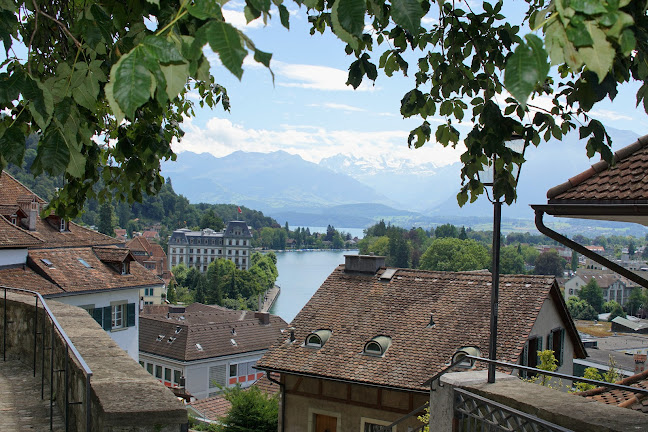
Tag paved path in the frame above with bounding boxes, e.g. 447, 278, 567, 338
260, 285, 280, 313
0, 358, 64, 431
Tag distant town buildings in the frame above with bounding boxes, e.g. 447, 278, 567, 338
126, 235, 172, 304
167, 221, 253, 272
139, 303, 286, 400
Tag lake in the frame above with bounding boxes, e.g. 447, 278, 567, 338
269, 249, 358, 323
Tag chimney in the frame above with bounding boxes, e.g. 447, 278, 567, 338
634, 353, 647, 374
255, 311, 270, 325
344, 255, 386, 274
289, 327, 295, 342
28, 201, 37, 231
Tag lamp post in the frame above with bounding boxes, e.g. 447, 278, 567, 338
482, 134, 526, 384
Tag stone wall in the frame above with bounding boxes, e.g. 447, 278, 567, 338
0, 291, 187, 431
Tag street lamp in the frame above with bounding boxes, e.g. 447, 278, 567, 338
480, 133, 526, 384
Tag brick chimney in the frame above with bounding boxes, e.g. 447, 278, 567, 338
255, 311, 270, 325
344, 255, 385, 274
634, 353, 647, 374
28, 201, 38, 231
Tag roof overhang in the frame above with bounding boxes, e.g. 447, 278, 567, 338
531, 204, 648, 226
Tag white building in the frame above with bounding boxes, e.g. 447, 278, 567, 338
139, 303, 286, 400
167, 221, 253, 272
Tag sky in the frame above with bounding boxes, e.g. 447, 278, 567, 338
171, 0, 648, 172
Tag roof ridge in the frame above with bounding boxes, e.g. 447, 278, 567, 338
547, 134, 648, 199
0, 171, 47, 203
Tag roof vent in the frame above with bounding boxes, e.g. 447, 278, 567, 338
175, 326, 182, 334
195, 343, 203, 351
156, 334, 165, 341
288, 327, 296, 343
230, 338, 237, 346
363, 335, 392, 357
344, 255, 385, 274
167, 337, 176, 344
427, 313, 435, 328
231, 328, 236, 335
305, 329, 332, 348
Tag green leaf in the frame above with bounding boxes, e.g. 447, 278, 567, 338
22, 76, 53, 130
248, 0, 272, 14
0, 70, 23, 105
566, 21, 593, 47
335, 0, 365, 37
278, 4, 290, 29
161, 63, 190, 100
145, 0, 160, 6
619, 29, 636, 56
331, 0, 359, 50
104, 79, 125, 123
579, 22, 614, 83
504, 35, 549, 108
66, 147, 86, 178
0, 125, 25, 166
391, 0, 424, 35
244, 5, 261, 23
73, 74, 100, 111
568, 0, 606, 14
142, 35, 185, 63
110, 49, 154, 119
187, 0, 223, 20
198, 21, 247, 80
31, 128, 70, 176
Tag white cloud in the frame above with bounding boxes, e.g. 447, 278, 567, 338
222, 8, 265, 29
274, 61, 376, 92
173, 116, 465, 167
309, 102, 365, 112
590, 109, 633, 122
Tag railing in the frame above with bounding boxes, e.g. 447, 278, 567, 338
454, 388, 572, 432
1, 286, 93, 431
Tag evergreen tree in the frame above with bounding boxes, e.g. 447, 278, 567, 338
166, 282, 177, 304
195, 276, 206, 304
98, 203, 115, 236
571, 251, 579, 272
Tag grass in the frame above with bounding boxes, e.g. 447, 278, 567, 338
575, 320, 612, 337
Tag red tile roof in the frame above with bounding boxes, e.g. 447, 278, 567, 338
20, 246, 162, 295
0, 266, 61, 295
126, 236, 169, 277
30, 218, 122, 248
257, 266, 583, 392
92, 246, 133, 263
577, 369, 648, 413
0, 216, 44, 248
140, 304, 287, 361
547, 135, 648, 202
0, 172, 46, 204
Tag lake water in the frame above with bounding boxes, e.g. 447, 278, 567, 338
269, 249, 358, 323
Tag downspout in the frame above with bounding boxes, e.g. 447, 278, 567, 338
266, 371, 285, 432
534, 210, 648, 289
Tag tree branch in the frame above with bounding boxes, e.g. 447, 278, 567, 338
32, 0, 82, 50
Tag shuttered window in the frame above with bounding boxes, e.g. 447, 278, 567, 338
209, 365, 226, 388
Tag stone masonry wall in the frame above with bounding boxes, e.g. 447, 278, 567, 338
0, 291, 187, 431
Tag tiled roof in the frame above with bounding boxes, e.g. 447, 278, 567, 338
139, 304, 287, 361
29, 218, 122, 248
25, 247, 162, 294
126, 236, 168, 276
577, 369, 648, 413
93, 246, 132, 263
0, 172, 46, 204
576, 272, 620, 289
0, 216, 44, 248
547, 134, 648, 202
257, 266, 582, 392
189, 395, 231, 421
0, 205, 26, 217
0, 266, 62, 295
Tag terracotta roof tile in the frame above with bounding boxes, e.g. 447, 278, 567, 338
93, 246, 132, 263
577, 369, 648, 413
29, 218, 122, 248
140, 304, 287, 361
257, 267, 571, 392
0, 172, 46, 204
26, 247, 162, 294
548, 135, 648, 202
189, 395, 231, 420
0, 266, 62, 295
0, 216, 44, 248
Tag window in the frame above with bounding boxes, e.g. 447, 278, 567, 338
236, 240, 239, 245
219, 249, 222, 254
211, 249, 215, 254
228, 240, 232, 245
209, 365, 226, 388
363, 336, 391, 356
306, 330, 332, 348
548, 328, 565, 366
243, 240, 246, 246
144, 288, 154, 296
189, 248, 193, 254
112, 304, 124, 329
190, 239, 194, 244
174, 370, 182, 386
121, 262, 130, 275
229, 364, 237, 378
10, 215, 17, 225
361, 419, 395, 432
164, 368, 172, 382
521, 336, 542, 378
172, 248, 176, 254
147, 363, 153, 374
60, 219, 67, 232
197, 239, 201, 244
155, 365, 162, 379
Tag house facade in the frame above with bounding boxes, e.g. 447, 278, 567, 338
139, 303, 286, 400
257, 255, 585, 432
126, 235, 172, 304
167, 221, 253, 272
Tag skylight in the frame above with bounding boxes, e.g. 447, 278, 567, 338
305, 329, 332, 348
40, 258, 53, 267
78, 258, 91, 268
363, 336, 392, 357
156, 334, 165, 341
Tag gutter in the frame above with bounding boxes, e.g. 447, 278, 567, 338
534, 210, 648, 289
265, 371, 285, 432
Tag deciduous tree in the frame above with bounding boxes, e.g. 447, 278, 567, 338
578, 279, 604, 313
534, 250, 565, 277
419, 237, 489, 272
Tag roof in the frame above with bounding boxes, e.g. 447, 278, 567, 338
532, 134, 648, 225
0, 216, 44, 248
257, 266, 585, 392
577, 369, 648, 413
92, 246, 133, 263
139, 304, 288, 361
29, 218, 122, 248
612, 317, 648, 332
575, 272, 621, 289
0, 266, 61, 295
0, 171, 46, 204
3, 246, 163, 295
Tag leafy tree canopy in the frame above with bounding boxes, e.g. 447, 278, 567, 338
2, 0, 646, 216
534, 250, 565, 277
578, 278, 604, 313
219, 385, 278, 432
419, 237, 490, 272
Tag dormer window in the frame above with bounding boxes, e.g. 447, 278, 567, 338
363, 336, 392, 357
10, 215, 17, 225
305, 329, 332, 348
121, 262, 130, 275
60, 219, 67, 232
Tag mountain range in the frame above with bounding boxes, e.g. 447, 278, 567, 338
161, 127, 647, 236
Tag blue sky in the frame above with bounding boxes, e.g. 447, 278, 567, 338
173, 1, 648, 171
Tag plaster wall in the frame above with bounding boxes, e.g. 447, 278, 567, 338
0, 248, 27, 267
140, 284, 167, 305
281, 375, 428, 432
49, 288, 141, 361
